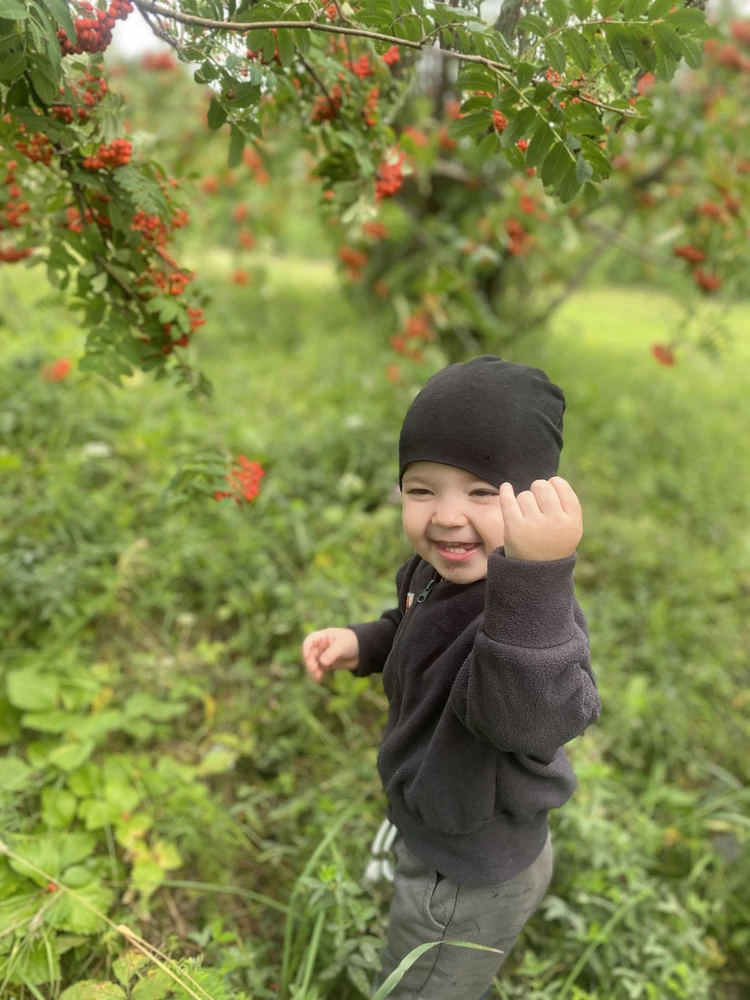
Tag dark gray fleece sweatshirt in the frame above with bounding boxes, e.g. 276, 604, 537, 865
347, 546, 601, 886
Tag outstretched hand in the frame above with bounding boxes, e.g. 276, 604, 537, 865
479, 476, 583, 562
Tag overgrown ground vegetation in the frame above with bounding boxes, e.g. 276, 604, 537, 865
1, 258, 749, 999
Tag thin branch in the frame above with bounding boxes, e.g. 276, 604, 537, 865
578, 217, 684, 269
134, 0, 646, 120
518, 219, 625, 334
297, 51, 334, 105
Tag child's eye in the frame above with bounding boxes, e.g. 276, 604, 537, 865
406, 489, 497, 497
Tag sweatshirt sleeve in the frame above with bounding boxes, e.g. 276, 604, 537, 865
448, 547, 601, 762
347, 554, 416, 678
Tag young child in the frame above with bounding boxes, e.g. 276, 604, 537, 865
302, 355, 601, 999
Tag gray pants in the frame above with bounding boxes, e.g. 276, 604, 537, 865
370, 827, 553, 999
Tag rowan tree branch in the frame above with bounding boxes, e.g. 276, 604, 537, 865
134, 0, 646, 120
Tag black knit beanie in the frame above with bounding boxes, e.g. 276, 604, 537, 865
398, 355, 565, 494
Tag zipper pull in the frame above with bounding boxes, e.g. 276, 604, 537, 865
416, 579, 437, 603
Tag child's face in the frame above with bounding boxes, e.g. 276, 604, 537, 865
400, 461, 503, 584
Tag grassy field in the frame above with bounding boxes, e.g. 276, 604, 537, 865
1, 261, 749, 1000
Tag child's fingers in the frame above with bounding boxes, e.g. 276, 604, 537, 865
549, 476, 581, 516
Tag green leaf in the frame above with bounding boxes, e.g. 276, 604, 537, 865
447, 111, 490, 139
604, 23, 636, 69
460, 95, 492, 113
570, 0, 592, 18
558, 162, 581, 202
131, 969, 173, 1000
47, 880, 114, 934
647, 0, 674, 19
526, 120, 558, 167
680, 35, 703, 69
7, 669, 58, 711
207, 98, 227, 130
276, 25, 295, 65
664, 6, 705, 28
562, 28, 591, 71
41, 0, 76, 40
623, 0, 650, 18
0, 47, 27, 81
114, 952, 148, 987
228, 124, 245, 168
533, 80, 556, 102
499, 106, 538, 148
0, 0, 28, 18
654, 43, 678, 81
652, 22, 683, 59
399, 13, 423, 41
517, 12, 548, 35
544, 36, 567, 73
544, 0, 569, 27
60, 981, 125, 1000
575, 152, 593, 183
41, 787, 77, 828
541, 137, 573, 186
456, 63, 497, 91
579, 135, 611, 176
628, 28, 655, 70
0, 757, 32, 793
48, 740, 96, 772
28, 59, 60, 108
604, 61, 624, 90
225, 81, 261, 108
565, 108, 606, 136
515, 62, 535, 88
596, 0, 620, 16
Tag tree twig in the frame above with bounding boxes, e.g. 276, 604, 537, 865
134, 0, 646, 120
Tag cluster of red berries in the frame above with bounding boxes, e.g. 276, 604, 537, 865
338, 245, 368, 280
41, 358, 72, 381
344, 54, 375, 79
673, 244, 705, 264
243, 145, 270, 184
51, 70, 108, 125
142, 52, 177, 71
390, 310, 434, 362
58, 0, 134, 57
1, 159, 31, 236
0, 248, 33, 262
81, 138, 132, 171
672, 238, 722, 293
65, 202, 111, 233
131, 209, 172, 248
382, 46, 400, 66
651, 344, 676, 366
15, 131, 53, 166
137, 263, 195, 299
375, 150, 406, 200
362, 220, 388, 239
215, 457, 266, 504
362, 86, 379, 128
505, 217, 534, 257
492, 110, 508, 133
311, 84, 343, 123
704, 37, 750, 73
401, 126, 428, 148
